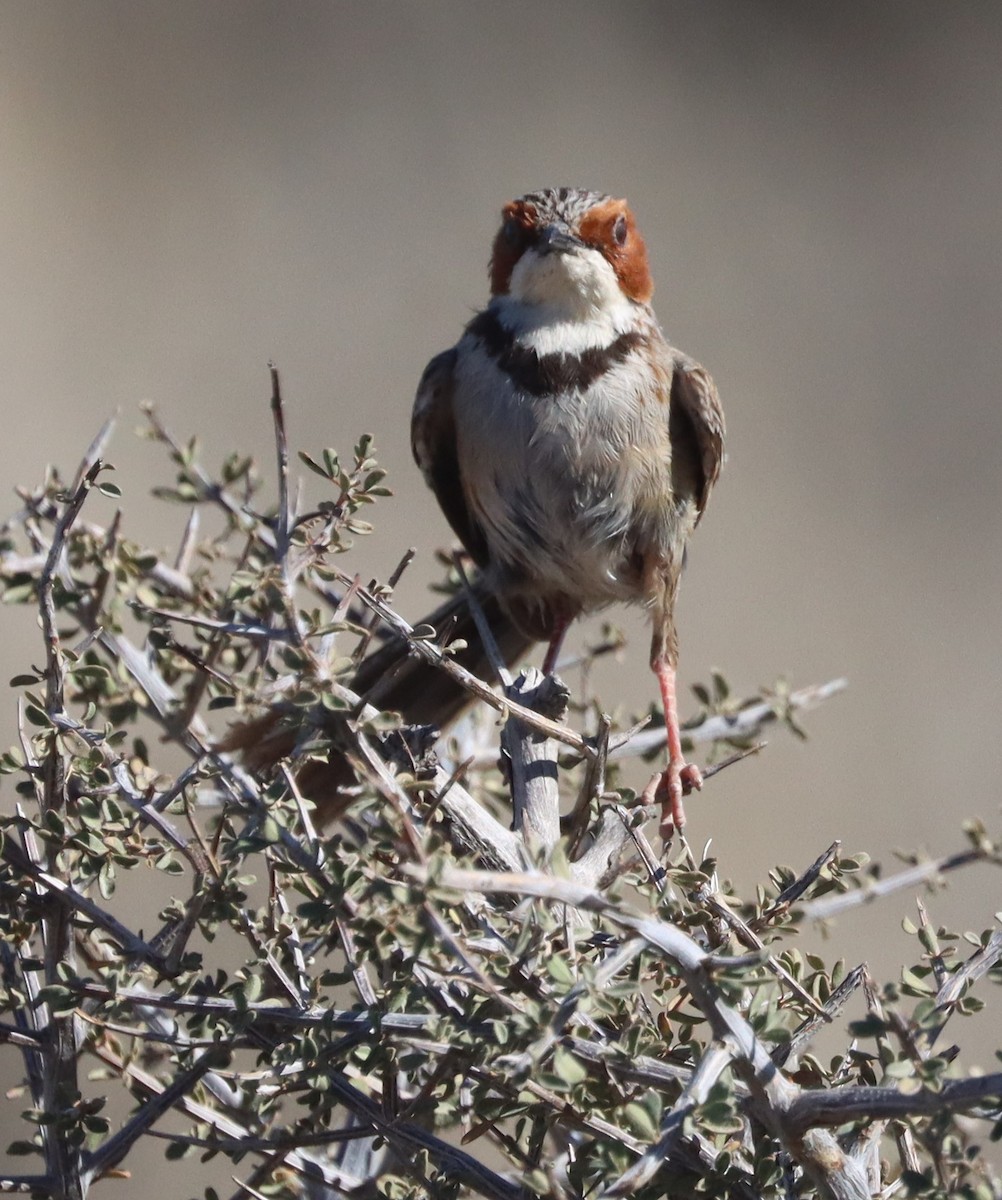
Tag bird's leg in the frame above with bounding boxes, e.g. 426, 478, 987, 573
645, 652, 702, 840
541, 614, 571, 676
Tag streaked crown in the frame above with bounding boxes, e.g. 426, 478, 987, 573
489, 187, 653, 304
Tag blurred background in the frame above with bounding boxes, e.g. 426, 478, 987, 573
2, 0, 1002, 1183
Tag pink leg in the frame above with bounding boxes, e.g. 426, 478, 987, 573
644, 656, 702, 840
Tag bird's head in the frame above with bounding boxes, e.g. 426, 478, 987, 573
489, 188, 653, 315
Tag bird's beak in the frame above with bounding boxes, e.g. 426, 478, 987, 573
537, 223, 583, 256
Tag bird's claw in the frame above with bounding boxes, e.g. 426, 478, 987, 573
644, 760, 703, 843
679, 762, 703, 795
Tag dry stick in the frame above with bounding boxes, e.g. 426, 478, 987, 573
610, 676, 849, 758
142, 403, 276, 548
81, 1047, 225, 1186
754, 840, 841, 931
329, 564, 591, 754
918, 928, 1002, 1056
36, 429, 114, 1200
502, 669, 568, 853
801, 843, 1000, 922
772, 963, 868, 1069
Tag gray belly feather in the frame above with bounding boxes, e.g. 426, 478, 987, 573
452, 348, 678, 610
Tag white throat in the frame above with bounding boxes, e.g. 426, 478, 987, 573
499, 246, 637, 355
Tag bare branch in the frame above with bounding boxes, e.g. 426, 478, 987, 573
610, 677, 849, 758
503, 669, 567, 853
786, 1072, 1002, 1132
82, 1047, 225, 1185
801, 843, 1000, 921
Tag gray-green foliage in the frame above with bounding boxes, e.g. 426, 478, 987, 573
0, 397, 1000, 1200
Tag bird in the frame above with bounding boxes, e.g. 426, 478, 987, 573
411, 187, 724, 837
224, 188, 723, 840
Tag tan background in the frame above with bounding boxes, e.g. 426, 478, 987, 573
3, 2, 1002, 1188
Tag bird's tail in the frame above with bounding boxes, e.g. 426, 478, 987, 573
218, 578, 534, 824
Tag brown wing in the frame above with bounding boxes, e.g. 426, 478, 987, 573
411, 348, 491, 567
668, 356, 725, 522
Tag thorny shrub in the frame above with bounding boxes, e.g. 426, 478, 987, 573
0, 383, 1000, 1200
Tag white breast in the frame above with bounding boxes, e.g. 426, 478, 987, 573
450, 325, 677, 610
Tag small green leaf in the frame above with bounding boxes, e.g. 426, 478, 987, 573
623, 1101, 659, 1140
551, 1047, 586, 1086
547, 955, 575, 986
298, 451, 332, 479
7, 1140, 40, 1157
23, 704, 50, 727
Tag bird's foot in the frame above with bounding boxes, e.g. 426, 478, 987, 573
643, 760, 703, 843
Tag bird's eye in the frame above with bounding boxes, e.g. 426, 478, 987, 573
503, 218, 522, 246
612, 214, 628, 247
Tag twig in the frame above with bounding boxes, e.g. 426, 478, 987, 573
918, 929, 1002, 1056
801, 844, 1000, 921
454, 552, 512, 688
700, 740, 766, 781
754, 840, 841, 930
786, 1073, 1002, 1133
142, 403, 275, 547
609, 677, 848, 759
82, 1047, 225, 1184
502, 669, 568, 853
0, 839, 167, 969
773, 963, 868, 1068
565, 711, 612, 862
599, 1043, 735, 1198
174, 505, 199, 575
321, 1072, 527, 1200
89, 1037, 362, 1193
270, 364, 292, 560
701, 890, 831, 1017
328, 564, 592, 756
35, 430, 114, 1200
